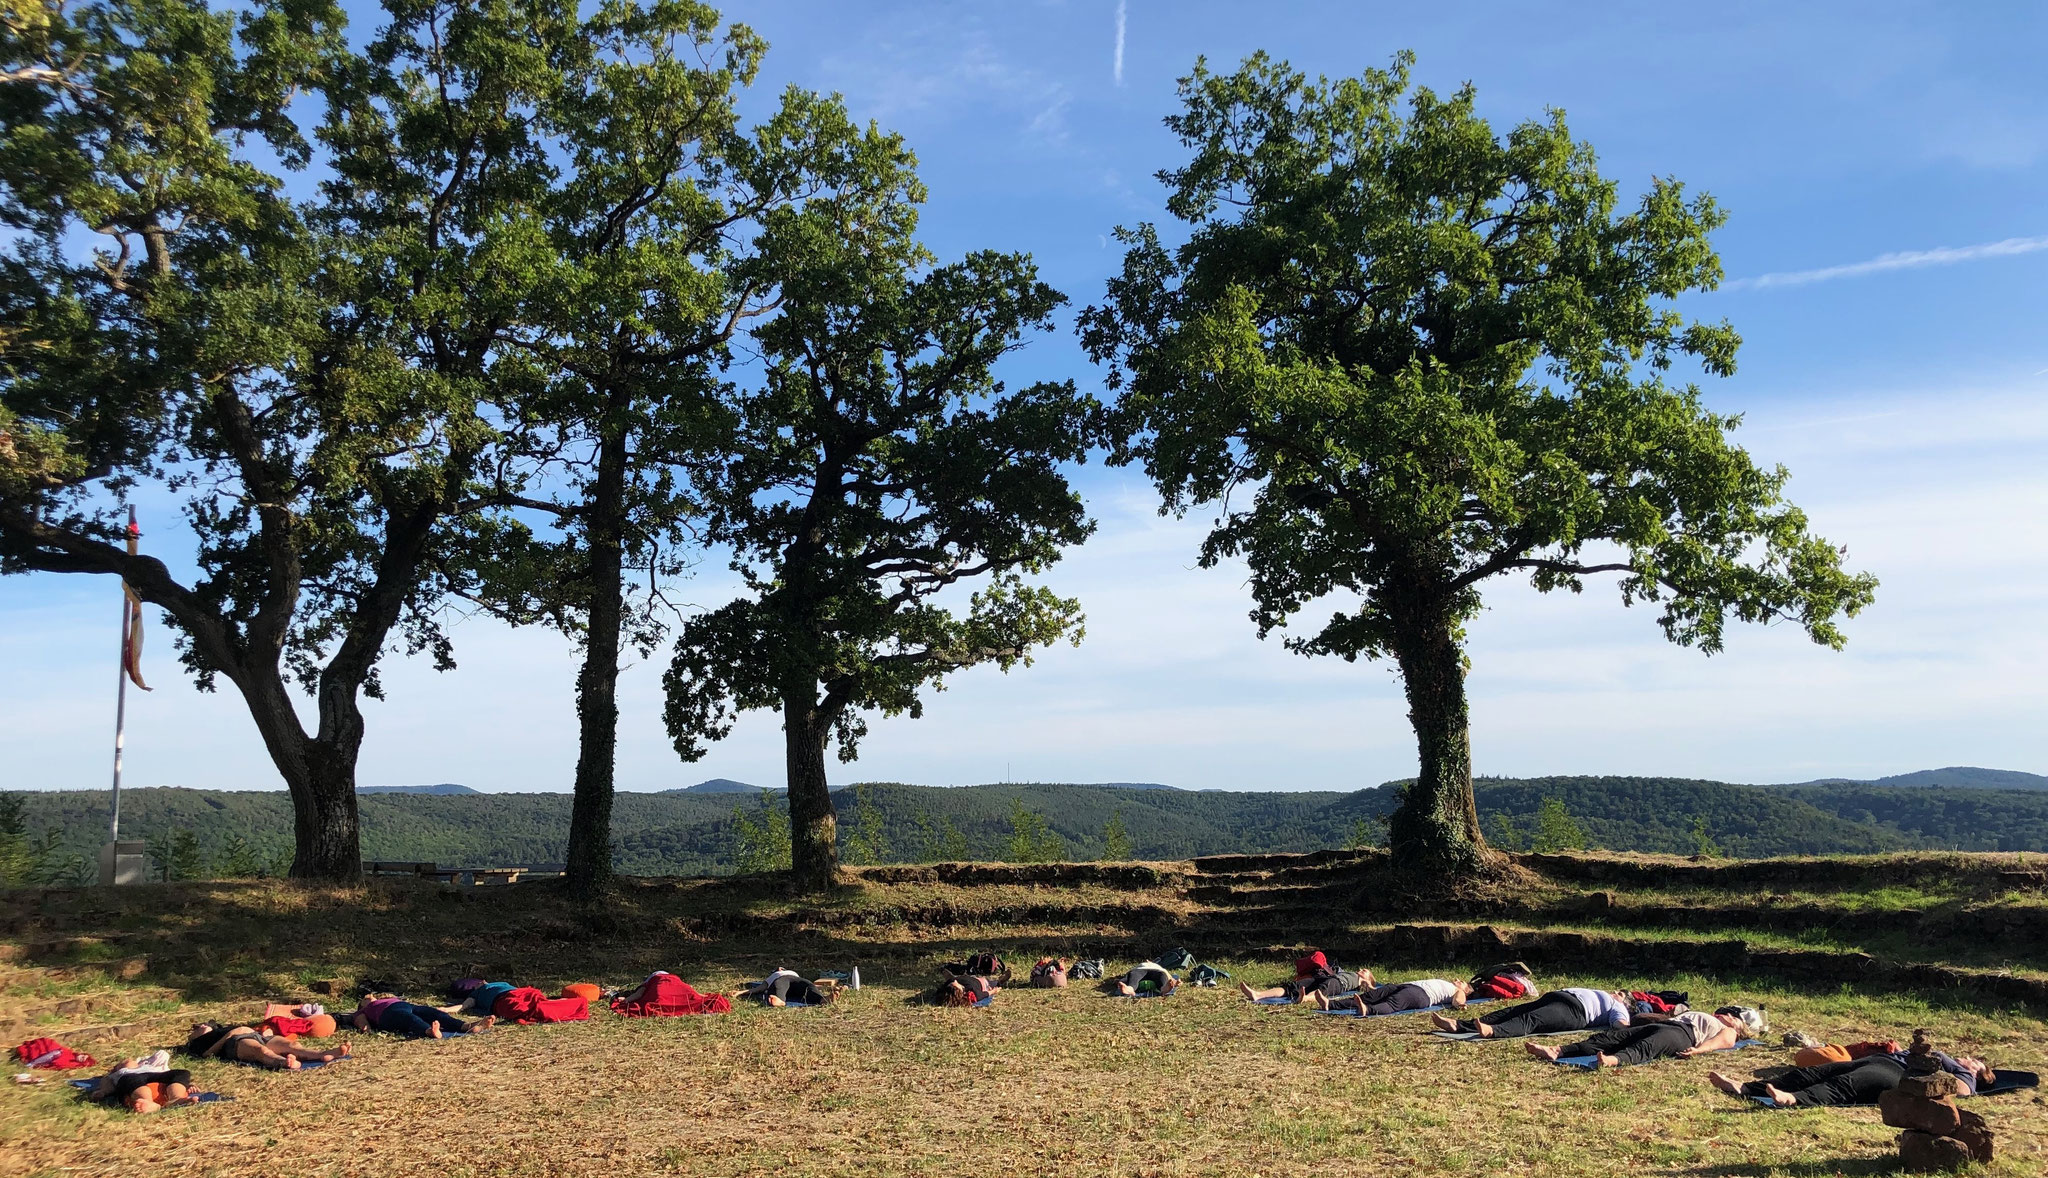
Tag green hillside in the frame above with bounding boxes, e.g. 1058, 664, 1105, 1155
13, 773, 2048, 880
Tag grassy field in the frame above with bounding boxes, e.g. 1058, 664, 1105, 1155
4, 853, 2046, 1177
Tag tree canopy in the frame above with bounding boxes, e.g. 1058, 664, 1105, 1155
663, 214, 1095, 892
1080, 52, 1877, 874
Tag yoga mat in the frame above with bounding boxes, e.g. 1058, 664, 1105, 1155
1316, 998, 1501, 1019
1432, 1029, 1577, 1041
69, 1079, 234, 1104
972, 995, 994, 1009
1550, 1039, 1764, 1068
1748, 1069, 2039, 1108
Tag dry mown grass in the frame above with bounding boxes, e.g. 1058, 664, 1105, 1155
4, 862, 2048, 1177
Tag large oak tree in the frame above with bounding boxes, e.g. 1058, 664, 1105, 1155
663, 210, 1095, 894
1081, 53, 1878, 875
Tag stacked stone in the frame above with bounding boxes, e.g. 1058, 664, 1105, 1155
1880, 1032, 1994, 1171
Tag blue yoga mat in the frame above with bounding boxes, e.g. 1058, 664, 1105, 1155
1432, 1028, 1578, 1041
1551, 1039, 1764, 1068
1255, 990, 1358, 1007
69, 1079, 233, 1104
1317, 998, 1500, 1019
972, 995, 994, 1009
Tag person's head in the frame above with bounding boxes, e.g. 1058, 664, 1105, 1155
1294, 951, 1329, 979
1450, 980, 1473, 1006
938, 979, 973, 1008
1955, 1056, 1995, 1083
183, 1024, 215, 1052
348, 1010, 370, 1031
1716, 1006, 1768, 1036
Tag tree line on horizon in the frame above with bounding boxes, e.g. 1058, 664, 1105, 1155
14, 775, 2048, 886
0, 1, 1875, 895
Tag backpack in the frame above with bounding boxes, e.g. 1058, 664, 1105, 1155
943, 953, 1011, 985
1156, 947, 1196, 970
1187, 963, 1230, 987
1070, 958, 1104, 980
1030, 958, 1068, 988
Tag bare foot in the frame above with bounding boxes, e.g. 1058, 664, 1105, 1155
1237, 982, 1257, 1002
766, 995, 785, 1007
1761, 1083, 1796, 1106
1359, 969, 1375, 990
1348, 995, 1367, 1016
1476, 1023, 1495, 1038
1707, 1071, 1742, 1096
1309, 990, 1329, 1011
1594, 1054, 1619, 1069
336, 1041, 352, 1058
1431, 1013, 1459, 1032
477, 1016, 495, 1030
1526, 1043, 1561, 1061
284, 1055, 302, 1070
429, 1021, 444, 1039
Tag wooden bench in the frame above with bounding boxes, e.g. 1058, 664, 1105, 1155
469, 868, 526, 885
363, 861, 438, 877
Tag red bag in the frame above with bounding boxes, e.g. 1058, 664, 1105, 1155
12, 1037, 95, 1070
1294, 951, 1330, 979
1469, 972, 1533, 1001
609, 973, 730, 1017
260, 1015, 315, 1037
493, 986, 591, 1024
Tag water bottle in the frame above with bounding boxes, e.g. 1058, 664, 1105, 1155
851, 966, 861, 991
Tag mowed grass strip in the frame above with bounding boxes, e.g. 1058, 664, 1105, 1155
4, 960, 2045, 1178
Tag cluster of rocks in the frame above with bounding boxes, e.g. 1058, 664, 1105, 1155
1879, 1032, 1994, 1171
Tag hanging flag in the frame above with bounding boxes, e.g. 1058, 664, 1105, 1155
121, 509, 150, 692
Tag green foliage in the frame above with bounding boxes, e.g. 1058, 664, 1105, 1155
844, 783, 891, 866
1489, 812, 1523, 852
1080, 50, 1876, 866
1531, 798, 1588, 853
1689, 815, 1724, 859
149, 828, 206, 882
1101, 808, 1134, 861
911, 807, 970, 864
1347, 817, 1377, 850
1005, 799, 1066, 863
213, 832, 267, 878
0, 792, 35, 885
731, 794, 792, 876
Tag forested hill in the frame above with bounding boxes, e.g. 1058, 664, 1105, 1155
10, 774, 2048, 879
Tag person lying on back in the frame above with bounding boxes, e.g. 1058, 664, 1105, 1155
345, 996, 492, 1039
1236, 951, 1356, 1005
1528, 1005, 1766, 1067
1330, 972, 1473, 1015
1432, 987, 1633, 1038
185, 1022, 351, 1070
935, 973, 1000, 1007
1710, 1046, 1996, 1106
83, 1051, 195, 1113
734, 969, 839, 1007
1111, 962, 1180, 998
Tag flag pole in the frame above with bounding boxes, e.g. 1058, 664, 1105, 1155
109, 505, 136, 842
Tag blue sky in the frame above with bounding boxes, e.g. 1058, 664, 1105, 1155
5, 1, 2046, 793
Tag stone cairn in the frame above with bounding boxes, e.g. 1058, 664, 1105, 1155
1878, 1030, 1994, 1171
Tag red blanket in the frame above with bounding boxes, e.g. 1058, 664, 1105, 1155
492, 986, 591, 1024
260, 1015, 315, 1037
610, 973, 730, 1017
12, 1037, 95, 1070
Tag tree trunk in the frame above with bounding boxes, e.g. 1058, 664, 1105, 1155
1385, 601, 1488, 873
565, 411, 629, 900
288, 744, 365, 882
782, 682, 841, 893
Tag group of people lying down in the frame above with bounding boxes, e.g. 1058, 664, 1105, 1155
928, 954, 1180, 1005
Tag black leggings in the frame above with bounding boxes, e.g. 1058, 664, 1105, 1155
1742, 1056, 1906, 1106
1358, 982, 1438, 1016
374, 1002, 469, 1038
1282, 973, 1348, 1001
113, 1069, 192, 1099
1458, 992, 1590, 1037
1559, 1022, 1694, 1066
766, 975, 825, 1005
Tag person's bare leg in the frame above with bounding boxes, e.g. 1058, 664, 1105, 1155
274, 1041, 339, 1061
130, 1095, 162, 1114
1116, 982, 1135, 996
237, 1040, 299, 1070
1237, 982, 1259, 1002
1526, 1042, 1562, 1061
1707, 1071, 1742, 1096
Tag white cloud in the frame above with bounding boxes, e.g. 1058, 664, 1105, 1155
1725, 234, 2048, 290
1113, 0, 1127, 86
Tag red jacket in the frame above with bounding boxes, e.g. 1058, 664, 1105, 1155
12, 1037, 95, 1070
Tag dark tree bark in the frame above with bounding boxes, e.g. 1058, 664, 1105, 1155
1384, 585, 1489, 872
781, 678, 841, 892
565, 405, 629, 900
